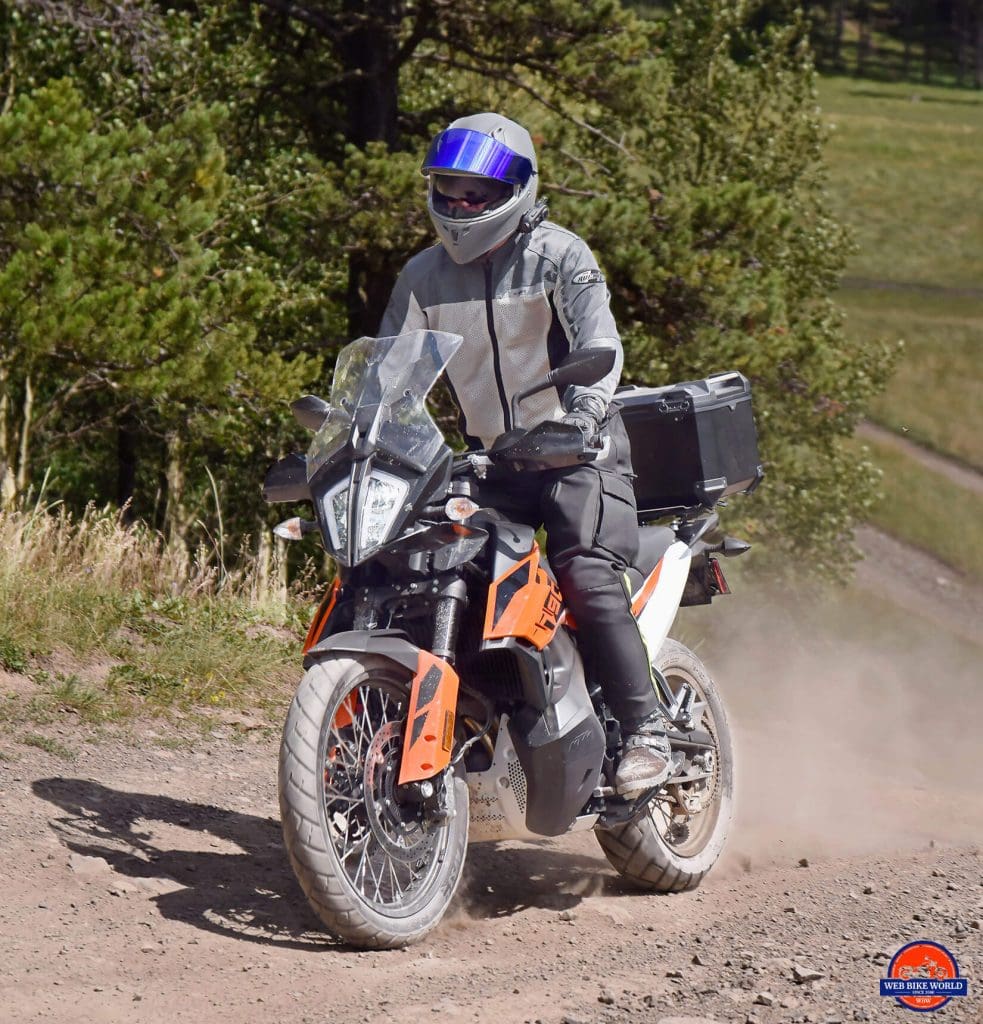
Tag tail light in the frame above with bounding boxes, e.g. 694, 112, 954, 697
708, 556, 731, 596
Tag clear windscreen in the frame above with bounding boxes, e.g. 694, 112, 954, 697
307, 330, 463, 477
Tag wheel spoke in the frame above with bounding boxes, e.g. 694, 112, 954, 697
348, 685, 372, 754
340, 830, 369, 863
366, 846, 384, 902
329, 735, 359, 772
353, 841, 370, 892
318, 673, 450, 912
324, 784, 358, 804
385, 856, 397, 901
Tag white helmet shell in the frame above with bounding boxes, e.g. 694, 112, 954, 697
422, 113, 538, 265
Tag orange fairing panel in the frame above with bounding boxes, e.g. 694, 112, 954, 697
631, 560, 663, 616
398, 652, 460, 785
303, 578, 341, 654
483, 546, 564, 650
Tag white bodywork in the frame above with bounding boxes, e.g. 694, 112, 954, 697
634, 540, 692, 657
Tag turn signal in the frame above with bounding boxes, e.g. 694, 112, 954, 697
273, 517, 316, 541
444, 497, 479, 522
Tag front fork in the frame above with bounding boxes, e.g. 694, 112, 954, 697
342, 571, 470, 788
350, 571, 467, 665
430, 575, 467, 663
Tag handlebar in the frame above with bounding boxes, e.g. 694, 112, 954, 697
453, 421, 608, 478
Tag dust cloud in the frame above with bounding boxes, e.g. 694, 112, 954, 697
682, 580, 983, 869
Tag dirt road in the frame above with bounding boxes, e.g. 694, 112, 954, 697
1, 534, 981, 1024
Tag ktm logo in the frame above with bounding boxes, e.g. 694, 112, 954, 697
534, 571, 563, 633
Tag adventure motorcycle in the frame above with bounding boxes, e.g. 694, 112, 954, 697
900, 960, 948, 981
264, 329, 756, 949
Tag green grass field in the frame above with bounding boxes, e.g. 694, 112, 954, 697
0, 506, 304, 733
858, 436, 983, 580
818, 76, 983, 289
841, 286, 983, 468
817, 76, 982, 571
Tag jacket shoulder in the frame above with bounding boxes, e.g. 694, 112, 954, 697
524, 221, 590, 267
399, 243, 447, 282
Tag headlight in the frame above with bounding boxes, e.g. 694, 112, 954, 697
321, 471, 409, 562
324, 478, 350, 553
360, 472, 409, 551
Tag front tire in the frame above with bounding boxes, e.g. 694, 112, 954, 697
595, 638, 734, 891
278, 654, 469, 948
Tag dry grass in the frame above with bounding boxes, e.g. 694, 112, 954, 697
0, 503, 312, 724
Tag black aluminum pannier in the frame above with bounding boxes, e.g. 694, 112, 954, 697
615, 371, 763, 518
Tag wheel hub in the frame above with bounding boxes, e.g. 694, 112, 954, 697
363, 721, 436, 864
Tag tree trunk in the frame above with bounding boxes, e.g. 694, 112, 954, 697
339, 0, 401, 150
903, 0, 914, 77
117, 411, 138, 523
956, 0, 968, 86
0, 364, 12, 509
337, 0, 403, 339
164, 432, 193, 551
254, 524, 288, 608
0, 371, 33, 507
856, 1, 870, 77
256, 522, 273, 595
976, 0, 983, 87
15, 373, 32, 496
923, 6, 933, 82
831, 0, 845, 69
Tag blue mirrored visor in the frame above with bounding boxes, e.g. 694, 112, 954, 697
422, 128, 533, 186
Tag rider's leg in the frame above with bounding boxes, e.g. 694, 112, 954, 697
540, 417, 673, 793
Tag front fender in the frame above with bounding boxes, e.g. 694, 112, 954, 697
303, 630, 459, 786
303, 628, 418, 671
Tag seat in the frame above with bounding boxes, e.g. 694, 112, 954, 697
626, 525, 676, 593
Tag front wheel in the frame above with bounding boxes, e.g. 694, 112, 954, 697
595, 638, 734, 891
278, 654, 469, 948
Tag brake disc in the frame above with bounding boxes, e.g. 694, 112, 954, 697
363, 721, 437, 864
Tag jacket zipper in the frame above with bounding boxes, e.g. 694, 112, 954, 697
483, 260, 512, 433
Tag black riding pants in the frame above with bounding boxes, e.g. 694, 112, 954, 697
474, 413, 660, 732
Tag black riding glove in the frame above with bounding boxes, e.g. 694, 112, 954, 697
562, 409, 600, 438
561, 395, 605, 440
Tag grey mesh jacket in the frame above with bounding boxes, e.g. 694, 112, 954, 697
378, 220, 623, 449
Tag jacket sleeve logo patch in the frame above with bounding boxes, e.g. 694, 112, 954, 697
571, 269, 605, 285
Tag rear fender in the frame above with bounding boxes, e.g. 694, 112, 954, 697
302, 630, 459, 786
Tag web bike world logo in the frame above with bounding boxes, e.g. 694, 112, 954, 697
880, 940, 969, 1012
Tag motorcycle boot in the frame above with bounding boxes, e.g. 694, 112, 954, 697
615, 709, 676, 794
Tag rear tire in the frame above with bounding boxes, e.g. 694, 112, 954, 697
595, 638, 734, 891
278, 654, 469, 948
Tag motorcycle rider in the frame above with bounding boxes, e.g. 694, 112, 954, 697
379, 113, 673, 794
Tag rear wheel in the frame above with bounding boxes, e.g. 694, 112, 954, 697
278, 654, 469, 948
595, 638, 733, 891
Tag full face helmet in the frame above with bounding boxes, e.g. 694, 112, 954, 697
422, 112, 538, 265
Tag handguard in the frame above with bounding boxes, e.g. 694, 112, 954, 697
489, 421, 608, 472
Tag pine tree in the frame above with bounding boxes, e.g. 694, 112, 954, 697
1, 0, 897, 577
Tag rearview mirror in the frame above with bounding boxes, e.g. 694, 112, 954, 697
547, 348, 617, 390
509, 347, 617, 425
291, 395, 331, 431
